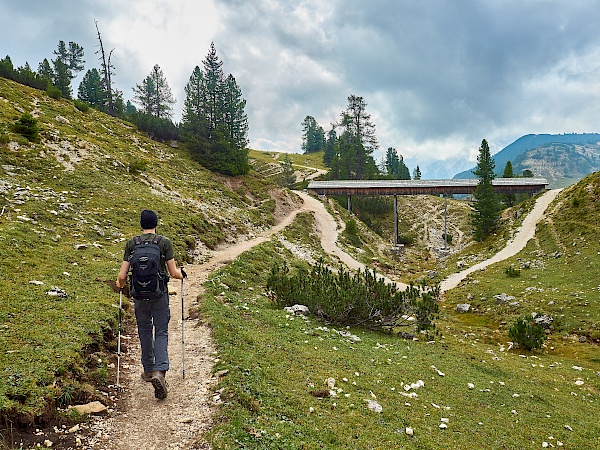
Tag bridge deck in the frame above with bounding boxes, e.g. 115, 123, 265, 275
307, 178, 548, 196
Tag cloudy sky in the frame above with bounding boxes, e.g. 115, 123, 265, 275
2, 0, 600, 175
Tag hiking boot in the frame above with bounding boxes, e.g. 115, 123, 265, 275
151, 370, 168, 399
141, 371, 153, 382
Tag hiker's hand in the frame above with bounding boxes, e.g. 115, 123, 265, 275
180, 267, 188, 279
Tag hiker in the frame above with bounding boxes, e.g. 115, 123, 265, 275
115, 209, 187, 399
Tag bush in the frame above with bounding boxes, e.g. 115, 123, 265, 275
266, 259, 440, 335
344, 219, 362, 247
12, 113, 39, 142
508, 315, 546, 350
74, 99, 90, 112
128, 157, 148, 175
46, 84, 62, 99
504, 265, 521, 277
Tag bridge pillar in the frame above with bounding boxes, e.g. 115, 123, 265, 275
348, 195, 352, 214
394, 195, 398, 246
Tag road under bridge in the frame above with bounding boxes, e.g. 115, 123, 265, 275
307, 178, 548, 247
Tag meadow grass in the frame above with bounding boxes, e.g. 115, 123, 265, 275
202, 223, 600, 449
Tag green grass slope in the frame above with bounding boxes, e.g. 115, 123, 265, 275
0, 77, 293, 428
201, 217, 600, 449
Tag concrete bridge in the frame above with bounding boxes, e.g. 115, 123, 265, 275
307, 178, 548, 247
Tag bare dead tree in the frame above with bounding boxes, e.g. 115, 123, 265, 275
95, 20, 116, 115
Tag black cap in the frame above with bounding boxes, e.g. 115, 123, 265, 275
140, 210, 158, 230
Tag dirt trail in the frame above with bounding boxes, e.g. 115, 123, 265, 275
440, 189, 561, 292
84, 188, 559, 449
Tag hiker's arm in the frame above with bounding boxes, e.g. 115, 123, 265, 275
166, 259, 184, 280
116, 261, 130, 289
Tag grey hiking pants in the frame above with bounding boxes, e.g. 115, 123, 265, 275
134, 292, 170, 373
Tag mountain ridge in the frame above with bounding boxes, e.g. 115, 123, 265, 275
453, 133, 600, 187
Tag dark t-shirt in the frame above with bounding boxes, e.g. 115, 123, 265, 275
123, 233, 174, 273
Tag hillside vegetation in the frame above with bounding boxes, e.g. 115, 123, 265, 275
0, 76, 295, 427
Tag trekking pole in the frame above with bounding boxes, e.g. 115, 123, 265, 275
181, 274, 185, 380
116, 289, 123, 393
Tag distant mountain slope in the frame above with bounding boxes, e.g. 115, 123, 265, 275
453, 133, 600, 187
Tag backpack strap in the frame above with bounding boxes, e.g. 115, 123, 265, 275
152, 235, 163, 245
133, 235, 143, 246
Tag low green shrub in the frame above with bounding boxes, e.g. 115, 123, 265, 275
12, 113, 39, 142
74, 99, 90, 112
508, 315, 546, 350
343, 218, 362, 247
128, 157, 148, 174
266, 259, 440, 335
504, 265, 521, 277
46, 84, 62, 99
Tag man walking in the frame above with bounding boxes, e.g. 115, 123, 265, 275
116, 209, 186, 399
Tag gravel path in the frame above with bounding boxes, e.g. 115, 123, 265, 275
440, 189, 561, 292
82, 188, 559, 449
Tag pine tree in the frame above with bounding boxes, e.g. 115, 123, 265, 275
323, 127, 337, 167
340, 95, 378, 154
472, 139, 500, 241
502, 160, 516, 207
203, 42, 225, 132
78, 68, 105, 107
132, 64, 175, 119
53, 40, 84, 79
301, 116, 325, 153
181, 44, 249, 176
385, 147, 411, 179
182, 66, 206, 123
222, 73, 249, 149
329, 95, 379, 180
413, 165, 422, 180
37, 59, 54, 84
53, 59, 71, 98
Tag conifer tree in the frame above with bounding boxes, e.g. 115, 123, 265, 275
323, 127, 337, 167
222, 73, 249, 149
472, 139, 500, 241
181, 43, 249, 176
329, 95, 379, 180
413, 165, 422, 180
502, 160, 516, 207
53, 59, 71, 98
301, 116, 325, 153
132, 64, 175, 119
37, 59, 54, 84
385, 147, 411, 179
78, 68, 105, 107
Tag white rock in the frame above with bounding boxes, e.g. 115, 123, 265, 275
439, 423, 448, 429
564, 425, 573, 431
405, 427, 414, 436
542, 442, 549, 448
468, 383, 475, 390
325, 377, 335, 389
366, 399, 382, 413
574, 379, 584, 386
440, 417, 449, 423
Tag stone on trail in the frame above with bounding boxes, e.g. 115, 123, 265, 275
72, 401, 107, 415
